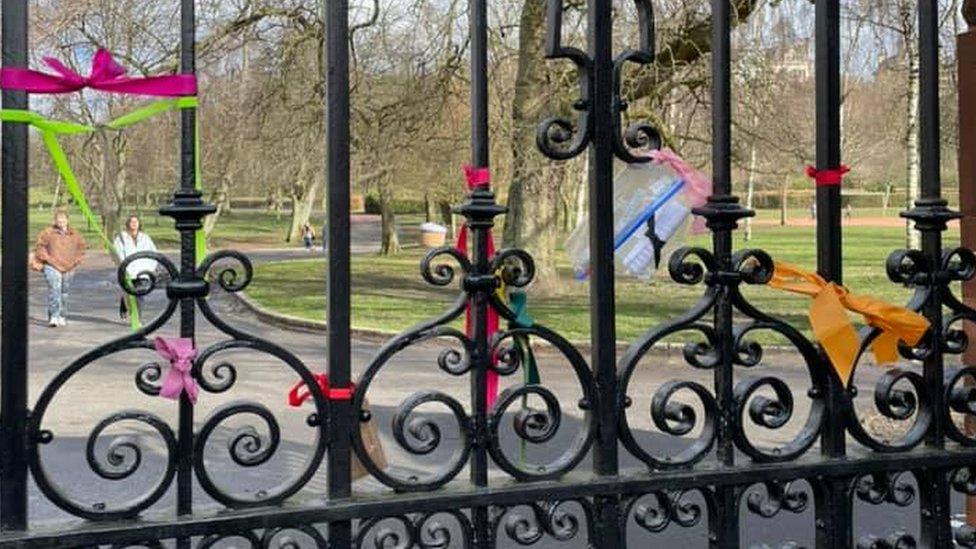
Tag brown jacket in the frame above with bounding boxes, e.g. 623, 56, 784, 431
35, 227, 86, 273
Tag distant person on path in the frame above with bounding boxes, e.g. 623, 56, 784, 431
845, 203, 853, 220
301, 223, 316, 251
114, 215, 158, 321
809, 202, 817, 220
34, 209, 86, 327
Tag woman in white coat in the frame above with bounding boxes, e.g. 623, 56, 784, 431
114, 215, 158, 321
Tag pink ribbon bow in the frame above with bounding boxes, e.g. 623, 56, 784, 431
1, 48, 197, 97
456, 165, 501, 407
155, 337, 199, 404
649, 148, 713, 234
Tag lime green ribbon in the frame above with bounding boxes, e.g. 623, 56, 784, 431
1, 97, 205, 331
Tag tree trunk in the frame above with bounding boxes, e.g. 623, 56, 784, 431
905, 17, 921, 250
439, 200, 455, 239
379, 182, 401, 255
425, 192, 437, 222
503, 0, 560, 289
882, 183, 893, 214
744, 126, 758, 241
780, 177, 788, 226
204, 175, 232, 237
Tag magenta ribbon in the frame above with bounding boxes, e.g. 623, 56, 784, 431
1, 49, 196, 96
649, 148, 712, 234
155, 337, 199, 404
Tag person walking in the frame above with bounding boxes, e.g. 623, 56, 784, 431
34, 209, 86, 327
114, 215, 158, 321
301, 223, 316, 251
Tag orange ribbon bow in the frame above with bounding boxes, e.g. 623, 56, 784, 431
766, 262, 930, 387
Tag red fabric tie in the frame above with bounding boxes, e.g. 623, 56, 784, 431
806, 164, 850, 187
288, 373, 355, 406
456, 165, 500, 407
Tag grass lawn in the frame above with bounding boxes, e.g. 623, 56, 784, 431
246, 218, 961, 343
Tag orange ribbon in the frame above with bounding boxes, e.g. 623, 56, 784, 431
766, 262, 930, 386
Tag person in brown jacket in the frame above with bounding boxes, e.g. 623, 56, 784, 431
35, 209, 86, 327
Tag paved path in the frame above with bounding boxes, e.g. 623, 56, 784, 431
12, 220, 963, 546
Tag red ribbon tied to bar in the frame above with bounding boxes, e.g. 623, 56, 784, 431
456, 165, 500, 407
806, 164, 850, 187
288, 373, 355, 407
1, 48, 197, 97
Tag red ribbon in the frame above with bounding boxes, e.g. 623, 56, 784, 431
457, 165, 500, 407
806, 164, 850, 187
1, 48, 197, 97
288, 373, 355, 406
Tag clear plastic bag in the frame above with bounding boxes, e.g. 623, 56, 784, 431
566, 162, 693, 280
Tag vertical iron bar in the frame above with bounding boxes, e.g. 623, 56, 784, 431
176, 1, 196, 538
813, 1, 852, 547
589, 0, 623, 545
469, 0, 491, 545
326, 0, 353, 545
709, 0, 739, 546
0, 0, 29, 533
916, 1, 951, 545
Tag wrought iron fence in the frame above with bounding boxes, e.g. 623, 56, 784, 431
0, 0, 973, 547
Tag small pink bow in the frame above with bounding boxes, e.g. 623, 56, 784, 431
1, 48, 197, 97
155, 337, 199, 404
649, 148, 713, 234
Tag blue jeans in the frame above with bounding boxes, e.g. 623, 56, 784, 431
43, 265, 74, 320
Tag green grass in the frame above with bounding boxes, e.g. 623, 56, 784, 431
246, 219, 960, 343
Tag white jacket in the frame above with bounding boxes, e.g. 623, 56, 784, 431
114, 231, 158, 279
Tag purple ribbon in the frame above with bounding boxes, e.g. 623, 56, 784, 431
155, 337, 199, 404
1, 49, 196, 96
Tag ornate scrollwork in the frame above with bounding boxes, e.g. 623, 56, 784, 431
421, 246, 471, 287
538, 0, 660, 161
856, 531, 917, 549
625, 490, 709, 534
854, 472, 916, 507
197, 250, 254, 293
846, 363, 932, 452
355, 512, 472, 549
117, 251, 179, 298
495, 499, 592, 546
745, 481, 808, 519
620, 244, 826, 467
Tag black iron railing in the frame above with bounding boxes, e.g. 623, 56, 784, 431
1, 0, 974, 547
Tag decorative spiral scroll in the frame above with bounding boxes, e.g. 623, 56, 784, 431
745, 481, 808, 518
946, 368, 976, 445
485, 325, 595, 481
134, 362, 163, 396
193, 400, 318, 508
421, 246, 471, 287
732, 249, 775, 286
942, 247, 976, 282
197, 250, 254, 293
537, 116, 591, 161
624, 488, 714, 538
355, 515, 414, 549
854, 472, 916, 507
732, 373, 821, 462
262, 526, 328, 548
846, 368, 931, 452
415, 511, 474, 549
856, 531, 917, 549
951, 466, 976, 497
197, 531, 261, 549
886, 249, 930, 286
356, 511, 474, 549
117, 251, 178, 297
622, 379, 717, 469
668, 247, 717, 286
490, 248, 536, 288
496, 499, 592, 546
610, 0, 660, 163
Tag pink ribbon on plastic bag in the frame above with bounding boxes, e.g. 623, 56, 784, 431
1, 49, 197, 96
649, 148, 712, 234
155, 337, 199, 404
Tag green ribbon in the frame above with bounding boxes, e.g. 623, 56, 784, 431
509, 290, 539, 385
1, 97, 204, 331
